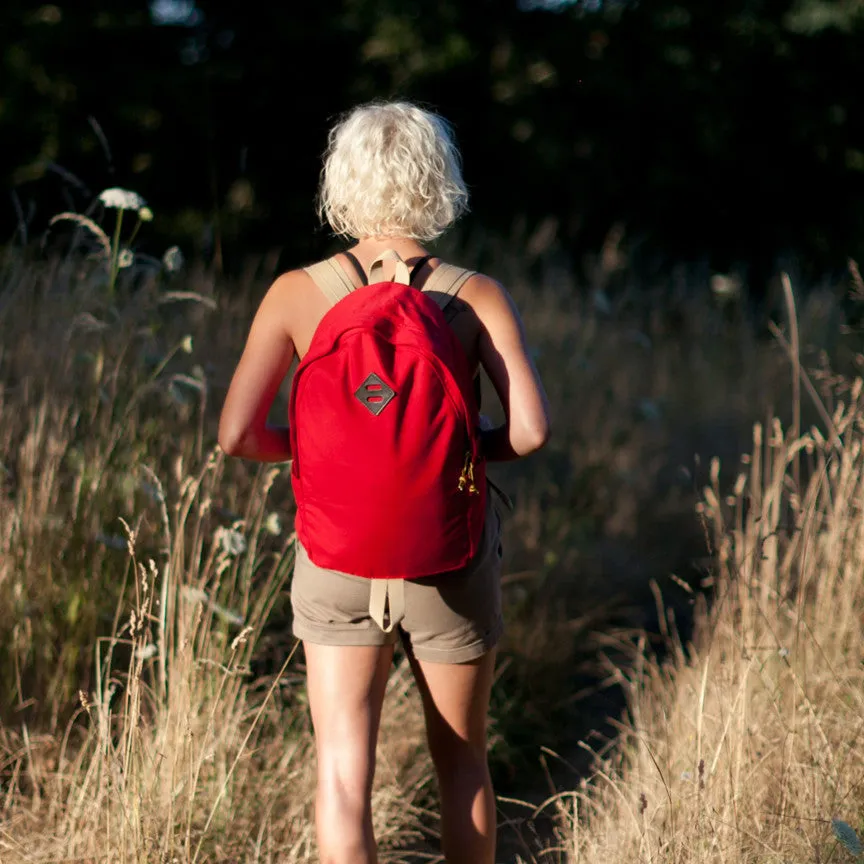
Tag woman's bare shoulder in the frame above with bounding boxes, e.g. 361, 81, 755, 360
269, 266, 315, 295
457, 271, 521, 317
258, 267, 320, 311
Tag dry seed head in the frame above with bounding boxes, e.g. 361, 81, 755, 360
79, 689, 90, 710
231, 625, 254, 652
703, 487, 720, 511
49, 212, 112, 257
264, 466, 280, 493
670, 573, 693, 594
172, 453, 183, 484
118, 516, 136, 557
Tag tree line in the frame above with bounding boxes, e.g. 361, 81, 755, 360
4, 0, 864, 292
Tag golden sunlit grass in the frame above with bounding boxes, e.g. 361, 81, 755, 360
551, 319, 864, 862
2, 230, 860, 860
0, 454, 431, 862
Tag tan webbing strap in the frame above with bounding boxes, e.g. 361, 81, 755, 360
303, 257, 359, 307
369, 249, 411, 286
421, 264, 476, 311
369, 579, 405, 634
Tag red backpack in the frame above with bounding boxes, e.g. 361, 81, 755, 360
289, 250, 486, 579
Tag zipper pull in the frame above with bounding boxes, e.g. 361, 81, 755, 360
458, 452, 471, 492
458, 452, 480, 495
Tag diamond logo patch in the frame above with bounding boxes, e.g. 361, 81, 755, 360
354, 373, 395, 416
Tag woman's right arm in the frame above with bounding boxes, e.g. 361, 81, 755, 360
471, 275, 551, 461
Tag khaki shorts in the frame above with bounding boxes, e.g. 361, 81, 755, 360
291, 493, 504, 664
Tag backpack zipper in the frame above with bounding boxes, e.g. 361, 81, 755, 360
458, 451, 479, 495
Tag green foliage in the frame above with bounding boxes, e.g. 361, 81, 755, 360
833, 819, 864, 858
3, 1, 864, 280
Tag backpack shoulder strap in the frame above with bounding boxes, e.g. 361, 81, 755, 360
369, 249, 410, 286
303, 256, 359, 307
421, 263, 476, 312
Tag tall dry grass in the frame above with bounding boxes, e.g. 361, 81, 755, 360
552, 347, 864, 860
0, 252, 432, 860
1, 234, 857, 860
0, 453, 432, 861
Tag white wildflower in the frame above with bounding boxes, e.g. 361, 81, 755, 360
136, 643, 158, 660
98, 187, 147, 211
217, 527, 247, 557
138, 206, 154, 222
118, 248, 134, 268
162, 245, 184, 273
264, 512, 282, 535
180, 334, 193, 354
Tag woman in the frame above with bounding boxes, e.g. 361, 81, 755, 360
219, 101, 550, 864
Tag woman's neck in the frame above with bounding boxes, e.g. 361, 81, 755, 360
349, 236, 430, 268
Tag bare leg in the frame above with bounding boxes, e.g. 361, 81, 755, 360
409, 649, 497, 864
304, 642, 395, 864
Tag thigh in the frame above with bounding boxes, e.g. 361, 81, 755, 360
304, 643, 395, 785
408, 648, 497, 755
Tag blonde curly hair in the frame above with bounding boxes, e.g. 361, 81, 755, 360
317, 102, 469, 242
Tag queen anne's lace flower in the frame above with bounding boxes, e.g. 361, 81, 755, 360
98, 187, 147, 211
138, 206, 154, 222
118, 248, 134, 268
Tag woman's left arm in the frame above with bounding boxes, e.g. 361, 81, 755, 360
218, 274, 296, 462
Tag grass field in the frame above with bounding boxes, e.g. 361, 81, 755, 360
1, 229, 860, 861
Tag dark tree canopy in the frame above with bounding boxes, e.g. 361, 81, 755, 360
4, 0, 864, 288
